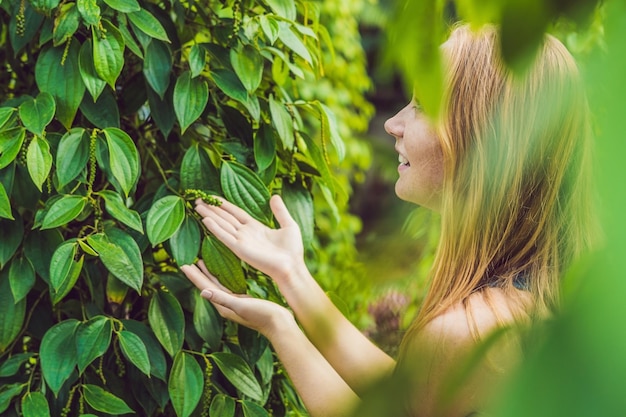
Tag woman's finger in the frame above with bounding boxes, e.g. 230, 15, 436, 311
196, 197, 252, 225
201, 217, 238, 248
180, 264, 219, 291
201, 289, 247, 321
270, 195, 297, 229
197, 206, 239, 236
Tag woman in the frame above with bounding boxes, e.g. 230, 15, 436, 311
181, 24, 594, 417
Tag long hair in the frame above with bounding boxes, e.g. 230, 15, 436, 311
406, 24, 596, 336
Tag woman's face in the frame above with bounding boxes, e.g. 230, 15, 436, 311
384, 100, 444, 211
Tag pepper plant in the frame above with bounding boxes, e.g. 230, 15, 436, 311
0, 0, 374, 415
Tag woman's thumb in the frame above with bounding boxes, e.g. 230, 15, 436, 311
270, 194, 296, 228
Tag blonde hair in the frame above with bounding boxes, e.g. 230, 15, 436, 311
407, 24, 596, 335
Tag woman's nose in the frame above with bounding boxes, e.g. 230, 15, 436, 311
384, 111, 404, 139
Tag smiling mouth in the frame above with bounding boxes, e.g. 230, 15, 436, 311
398, 154, 410, 167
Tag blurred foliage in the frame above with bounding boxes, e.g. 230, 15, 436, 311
0, 0, 376, 415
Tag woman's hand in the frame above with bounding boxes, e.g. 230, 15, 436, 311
195, 194, 304, 284
181, 261, 294, 338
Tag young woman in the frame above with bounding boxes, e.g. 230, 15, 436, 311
181, 24, 594, 417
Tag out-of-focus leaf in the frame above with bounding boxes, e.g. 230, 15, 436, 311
146, 195, 185, 246
0, 353, 34, 377
77, 0, 100, 26
173, 71, 208, 134
0, 384, 24, 414
0, 215, 23, 269
268, 95, 294, 150
264, 0, 296, 20
148, 289, 184, 357
40, 319, 79, 396
9, 1, 44, 54
231, 45, 263, 93
128, 9, 170, 42
168, 352, 204, 417
282, 181, 314, 250
278, 22, 312, 64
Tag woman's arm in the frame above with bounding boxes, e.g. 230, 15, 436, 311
193, 195, 395, 394
181, 263, 358, 417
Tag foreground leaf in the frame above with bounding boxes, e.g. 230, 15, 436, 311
146, 195, 185, 246
75, 316, 112, 373
21, 391, 50, 417
118, 330, 150, 376
92, 20, 125, 89
148, 289, 184, 357
103, 127, 139, 198
56, 128, 89, 188
41, 195, 87, 230
40, 319, 79, 396
99, 190, 143, 233
83, 384, 134, 414
220, 160, 271, 224
211, 352, 263, 401
168, 352, 204, 417
26, 136, 53, 192
18, 92, 56, 136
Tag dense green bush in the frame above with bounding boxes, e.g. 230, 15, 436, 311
0, 0, 375, 415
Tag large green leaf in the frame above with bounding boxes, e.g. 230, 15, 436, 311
98, 190, 143, 233
8, 256, 35, 303
35, 39, 85, 129
103, 127, 139, 197
146, 195, 185, 246
209, 394, 235, 417
201, 235, 247, 294
128, 9, 170, 42
189, 44, 206, 78
148, 289, 184, 357
220, 160, 271, 224
102, 0, 140, 13
168, 352, 204, 417
0, 384, 25, 414
79, 41, 106, 102
92, 20, 125, 89
41, 195, 87, 230
231, 45, 263, 93
121, 320, 167, 380
49, 240, 84, 304
192, 291, 223, 350
118, 330, 150, 376
212, 68, 248, 104
253, 124, 276, 172
26, 136, 53, 192
0, 269, 26, 353
211, 352, 263, 401
40, 319, 79, 396
86, 228, 143, 292
21, 392, 50, 417
269, 95, 294, 150
180, 144, 220, 193
30, 0, 61, 13
0, 127, 25, 169
56, 128, 89, 188
173, 71, 208, 134
52, 3, 80, 46
75, 316, 112, 374
0, 182, 13, 220
80, 88, 120, 128
143, 40, 172, 100
170, 215, 200, 266
0, 215, 23, 269
77, 0, 100, 26
83, 384, 134, 414
18, 92, 55, 136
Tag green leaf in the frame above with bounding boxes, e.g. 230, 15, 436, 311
168, 352, 204, 417
86, 228, 143, 293
41, 195, 87, 230
144, 40, 172, 100
173, 71, 208, 134
201, 234, 247, 294
0, 215, 23, 269
147, 83, 175, 137
118, 330, 150, 376
242, 400, 270, 417
83, 384, 134, 414
26, 136, 53, 192
0, 182, 13, 220
77, 0, 100, 26
231, 45, 263, 93
209, 394, 235, 417
189, 44, 206, 78
0, 269, 26, 353
220, 160, 271, 224
0, 353, 34, 377
103, 127, 139, 198
49, 240, 80, 294
0, 107, 16, 129
0, 384, 25, 414
0, 127, 25, 169
269, 95, 294, 149
79, 41, 106, 102
180, 144, 220, 193
192, 291, 222, 350
148, 289, 184, 357
146, 195, 185, 246
18, 92, 56, 136
301, 132, 334, 192
99, 190, 143, 233
80, 88, 120, 128
278, 22, 312, 64
40, 319, 79, 396
9, 1, 44, 55
56, 128, 89, 188
211, 352, 263, 401
259, 15, 279, 45
282, 182, 314, 250
92, 20, 125, 89
170, 216, 200, 266
35, 39, 85, 129
264, 0, 296, 20
121, 320, 167, 380
212, 68, 248, 104
75, 316, 112, 374
102, 0, 140, 13
128, 9, 170, 42
53, 3, 80, 46
30, 0, 61, 13
253, 124, 276, 172
23, 229, 62, 284
318, 102, 345, 161
9, 256, 35, 303
117, 17, 143, 58
22, 392, 51, 417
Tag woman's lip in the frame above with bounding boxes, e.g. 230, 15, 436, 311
398, 163, 410, 172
